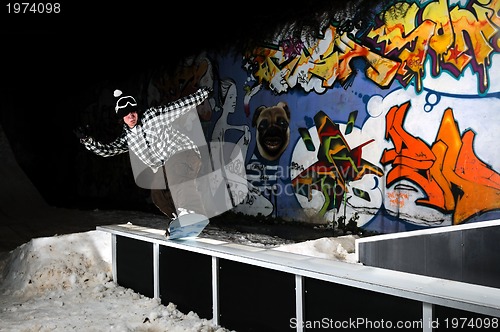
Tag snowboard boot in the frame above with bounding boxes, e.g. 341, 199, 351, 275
165, 209, 193, 238
165, 214, 177, 238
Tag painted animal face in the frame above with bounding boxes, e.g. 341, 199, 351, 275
252, 101, 291, 161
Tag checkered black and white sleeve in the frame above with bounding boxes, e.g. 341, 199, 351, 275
143, 86, 211, 125
82, 130, 129, 157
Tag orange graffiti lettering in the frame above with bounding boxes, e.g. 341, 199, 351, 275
367, 0, 500, 94
381, 102, 500, 224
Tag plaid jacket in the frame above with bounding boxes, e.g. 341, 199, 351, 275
82, 87, 210, 172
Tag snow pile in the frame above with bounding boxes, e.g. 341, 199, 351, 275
273, 235, 359, 263
0, 231, 112, 298
0, 231, 231, 332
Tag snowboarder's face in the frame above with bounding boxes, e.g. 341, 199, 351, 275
123, 111, 138, 128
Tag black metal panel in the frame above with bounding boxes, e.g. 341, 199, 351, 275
376, 236, 426, 275
425, 231, 463, 280
218, 259, 296, 332
434, 305, 498, 331
116, 235, 154, 298
159, 245, 212, 319
357, 241, 379, 267
304, 278, 422, 331
358, 225, 500, 288
463, 226, 500, 288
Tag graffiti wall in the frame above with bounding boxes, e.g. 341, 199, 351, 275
148, 0, 500, 234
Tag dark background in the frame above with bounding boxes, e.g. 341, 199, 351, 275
0, 0, 378, 212
1, 2, 243, 211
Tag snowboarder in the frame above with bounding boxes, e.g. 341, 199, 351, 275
75, 86, 212, 237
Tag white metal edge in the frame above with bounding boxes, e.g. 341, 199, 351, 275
295, 275, 304, 332
111, 233, 117, 283
422, 302, 434, 332
212, 256, 220, 326
355, 218, 500, 244
153, 243, 159, 299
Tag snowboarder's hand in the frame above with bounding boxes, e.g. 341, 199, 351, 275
73, 125, 90, 142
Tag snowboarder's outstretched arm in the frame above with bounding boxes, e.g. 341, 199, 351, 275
144, 86, 212, 124
79, 129, 129, 157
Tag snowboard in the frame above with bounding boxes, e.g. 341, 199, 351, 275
167, 213, 209, 240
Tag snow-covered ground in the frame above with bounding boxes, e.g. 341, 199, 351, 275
0, 210, 358, 331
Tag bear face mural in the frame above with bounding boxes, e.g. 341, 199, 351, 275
252, 101, 291, 161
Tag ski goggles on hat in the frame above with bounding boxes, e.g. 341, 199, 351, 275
115, 96, 138, 117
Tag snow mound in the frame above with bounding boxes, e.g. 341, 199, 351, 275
0, 231, 231, 331
0, 230, 112, 298
273, 235, 360, 263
